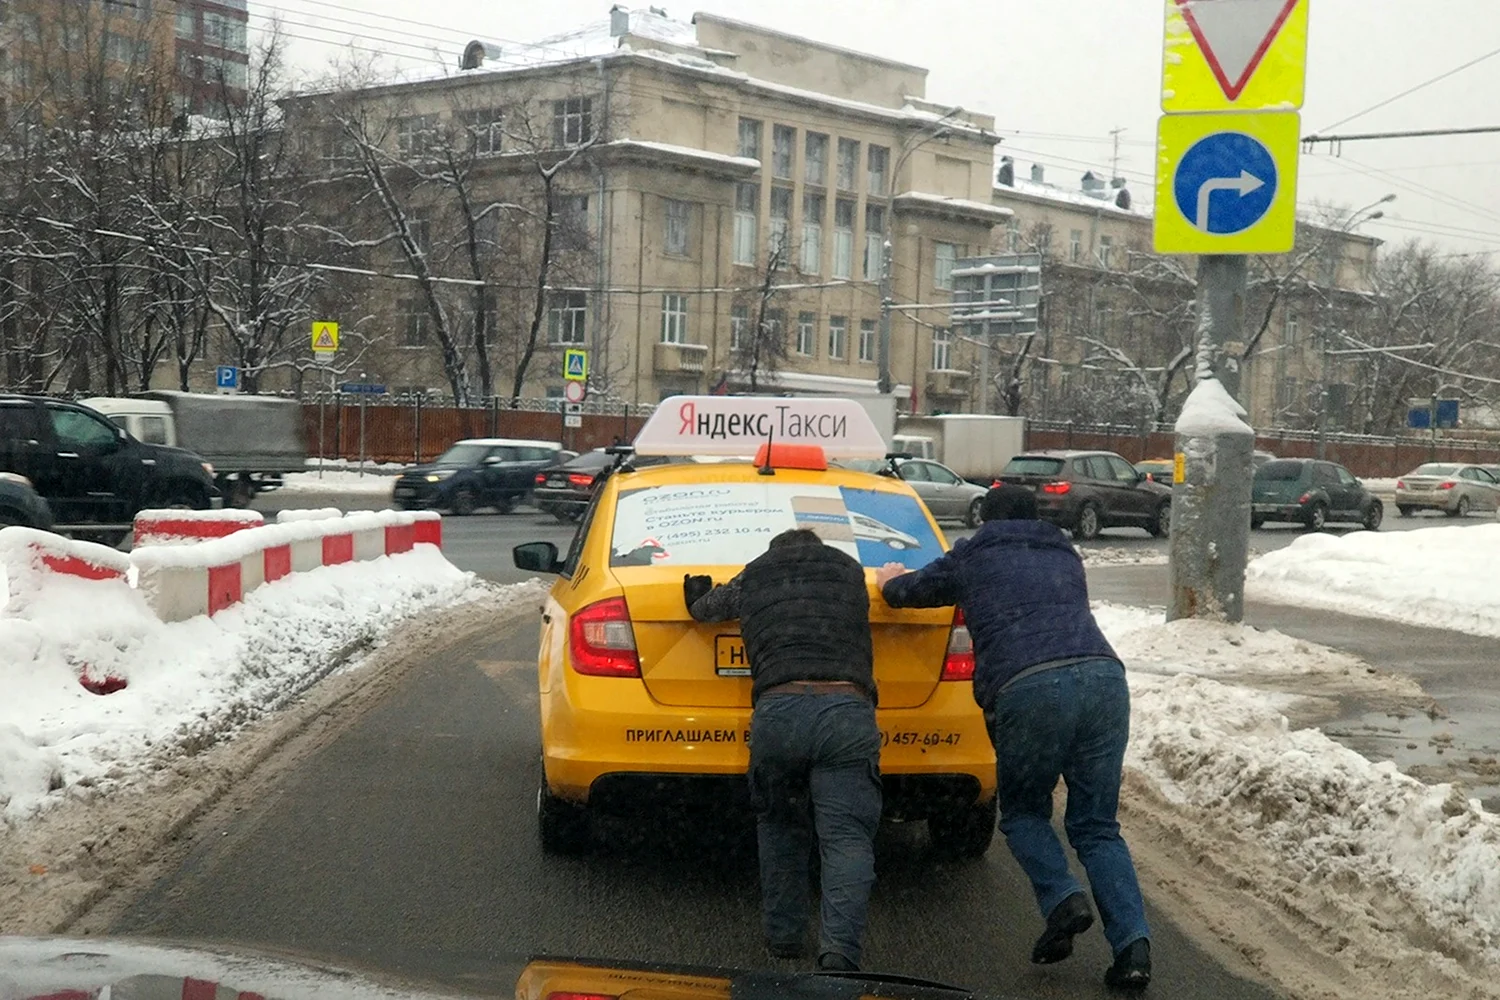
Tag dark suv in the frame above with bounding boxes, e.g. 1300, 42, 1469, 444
1, 395, 215, 542
995, 450, 1172, 540
1252, 458, 1382, 531
393, 438, 566, 515
0, 473, 54, 530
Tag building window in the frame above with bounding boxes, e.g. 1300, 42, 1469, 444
1097, 234, 1114, 269
804, 132, 828, 185
828, 316, 847, 359
859, 320, 876, 362
796, 312, 817, 357
764, 310, 785, 348
407, 212, 432, 255
1284, 311, 1300, 345
1036, 226, 1051, 256
105, 32, 149, 63
548, 292, 588, 345
203, 12, 247, 50
801, 193, 824, 274
1006, 217, 1021, 252
400, 300, 428, 348
738, 117, 762, 160
552, 97, 593, 147
103, 0, 148, 18
932, 327, 952, 371
833, 199, 855, 279
769, 187, 792, 254
772, 124, 795, 180
836, 138, 859, 191
934, 242, 958, 290
202, 54, 248, 89
175, 8, 196, 38
397, 115, 439, 158
661, 294, 689, 344
557, 194, 590, 251
733, 183, 758, 265
864, 205, 885, 279
867, 145, 889, 196
461, 108, 503, 155
1069, 229, 1083, 263
730, 304, 750, 350
664, 198, 691, 257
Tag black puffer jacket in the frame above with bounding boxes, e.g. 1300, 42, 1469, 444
688, 543, 875, 705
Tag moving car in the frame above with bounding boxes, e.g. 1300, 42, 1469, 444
1394, 462, 1500, 517
994, 450, 1172, 540
393, 437, 565, 515
894, 457, 989, 526
1134, 457, 1175, 484
534, 448, 671, 522
0, 394, 215, 543
0, 472, 53, 529
1252, 458, 1382, 531
513, 397, 996, 858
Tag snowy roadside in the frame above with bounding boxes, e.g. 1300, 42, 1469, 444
1245, 522, 1500, 637
1097, 605, 1500, 998
278, 469, 400, 495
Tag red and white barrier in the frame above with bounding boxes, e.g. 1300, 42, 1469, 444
0, 526, 131, 616
133, 508, 264, 548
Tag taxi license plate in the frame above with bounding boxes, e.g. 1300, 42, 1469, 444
715, 635, 749, 677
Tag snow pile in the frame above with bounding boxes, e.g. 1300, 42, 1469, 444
0, 548, 511, 825
1174, 377, 1253, 437
279, 470, 399, 495
1246, 523, 1500, 637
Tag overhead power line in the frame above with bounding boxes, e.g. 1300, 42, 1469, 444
1314, 44, 1500, 134
1302, 125, 1500, 150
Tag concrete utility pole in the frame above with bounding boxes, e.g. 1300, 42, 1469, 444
1169, 255, 1253, 624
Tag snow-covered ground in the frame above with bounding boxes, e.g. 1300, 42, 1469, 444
0, 548, 530, 826
279, 469, 401, 495
1245, 522, 1500, 637
1098, 605, 1500, 983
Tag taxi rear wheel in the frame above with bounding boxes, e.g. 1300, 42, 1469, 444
928, 798, 997, 860
537, 779, 591, 855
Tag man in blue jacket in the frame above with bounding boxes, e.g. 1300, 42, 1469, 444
875, 484, 1151, 991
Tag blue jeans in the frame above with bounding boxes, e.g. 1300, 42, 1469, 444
748, 692, 882, 965
985, 658, 1150, 956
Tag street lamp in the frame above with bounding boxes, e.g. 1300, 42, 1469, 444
877, 107, 966, 397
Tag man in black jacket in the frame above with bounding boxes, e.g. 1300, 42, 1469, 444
685, 528, 879, 973
875, 485, 1151, 991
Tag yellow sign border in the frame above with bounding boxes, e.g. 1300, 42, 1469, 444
1153, 111, 1301, 255
1162, 0, 1309, 113
311, 321, 340, 353
563, 348, 588, 382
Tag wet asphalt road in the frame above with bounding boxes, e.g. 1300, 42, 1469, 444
114, 617, 1280, 1000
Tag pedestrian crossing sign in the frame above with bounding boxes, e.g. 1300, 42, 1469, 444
564, 349, 588, 381
312, 321, 340, 353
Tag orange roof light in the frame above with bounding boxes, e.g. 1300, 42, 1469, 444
753, 442, 828, 471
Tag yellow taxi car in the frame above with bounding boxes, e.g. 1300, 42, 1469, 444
513, 396, 995, 858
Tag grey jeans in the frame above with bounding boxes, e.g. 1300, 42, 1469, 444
748, 692, 882, 965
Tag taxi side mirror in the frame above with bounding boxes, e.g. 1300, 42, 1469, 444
514, 541, 563, 574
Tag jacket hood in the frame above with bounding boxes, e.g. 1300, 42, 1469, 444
974, 518, 1075, 551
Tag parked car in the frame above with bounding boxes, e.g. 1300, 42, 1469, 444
1253, 449, 1277, 467
994, 449, 1172, 540
0, 472, 54, 530
1135, 458, 1175, 484
392, 438, 566, 515
1, 394, 215, 544
532, 448, 671, 522
1393, 462, 1500, 517
894, 458, 990, 526
1252, 458, 1382, 531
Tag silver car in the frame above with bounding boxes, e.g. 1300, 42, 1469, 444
895, 458, 989, 527
1394, 463, 1500, 517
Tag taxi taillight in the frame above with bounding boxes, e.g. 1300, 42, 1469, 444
570, 597, 641, 677
941, 609, 974, 681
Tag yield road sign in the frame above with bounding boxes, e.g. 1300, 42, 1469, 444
312, 321, 339, 353
563, 380, 587, 404
215, 365, 239, 390
1154, 111, 1300, 253
1162, 0, 1308, 113
563, 349, 588, 381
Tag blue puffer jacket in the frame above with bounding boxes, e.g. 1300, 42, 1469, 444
880, 519, 1119, 710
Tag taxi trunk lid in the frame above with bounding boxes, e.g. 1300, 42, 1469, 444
619, 573, 952, 710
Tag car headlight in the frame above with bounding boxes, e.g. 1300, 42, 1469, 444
202, 462, 215, 477
425, 469, 457, 482
0, 471, 32, 488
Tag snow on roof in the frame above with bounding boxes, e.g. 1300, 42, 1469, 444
1175, 378, 1253, 437
893, 191, 1014, 223
605, 139, 760, 172
995, 175, 1150, 219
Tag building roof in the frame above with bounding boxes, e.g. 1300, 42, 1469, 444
994, 175, 1150, 220
894, 191, 1014, 224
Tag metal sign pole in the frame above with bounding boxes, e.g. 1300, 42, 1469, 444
359, 387, 368, 477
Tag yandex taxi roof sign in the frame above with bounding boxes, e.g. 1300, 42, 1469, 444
1161, 0, 1309, 113
635, 396, 889, 459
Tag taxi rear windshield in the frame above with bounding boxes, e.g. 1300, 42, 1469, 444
610, 482, 944, 571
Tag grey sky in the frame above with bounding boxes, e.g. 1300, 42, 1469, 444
256, 0, 1500, 258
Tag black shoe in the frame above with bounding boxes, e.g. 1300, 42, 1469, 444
817, 952, 859, 973
767, 940, 805, 960
1104, 938, 1151, 991
1031, 892, 1095, 964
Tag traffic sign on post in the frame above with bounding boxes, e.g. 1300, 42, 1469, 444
563, 380, 587, 404
1162, 0, 1309, 113
1154, 111, 1299, 253
215, 365, 239, 391
312, 321, 340, 353
563, 349, 588, 381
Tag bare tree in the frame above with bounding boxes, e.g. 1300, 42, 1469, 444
732, 241, 794, 392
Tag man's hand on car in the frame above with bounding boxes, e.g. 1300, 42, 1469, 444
874, 562, 909, 589
683, 573, 714, 610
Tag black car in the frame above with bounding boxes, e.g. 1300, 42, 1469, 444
393, 437, 567, 515
995, 449, 1173, 540
533, 449, 678, 522
0, 472, 54, 529
1, 394, 215, 542
1252, 458, 1382, 531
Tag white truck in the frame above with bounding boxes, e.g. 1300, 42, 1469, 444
892, 414, 1026, 484
83, 391, 308, 507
